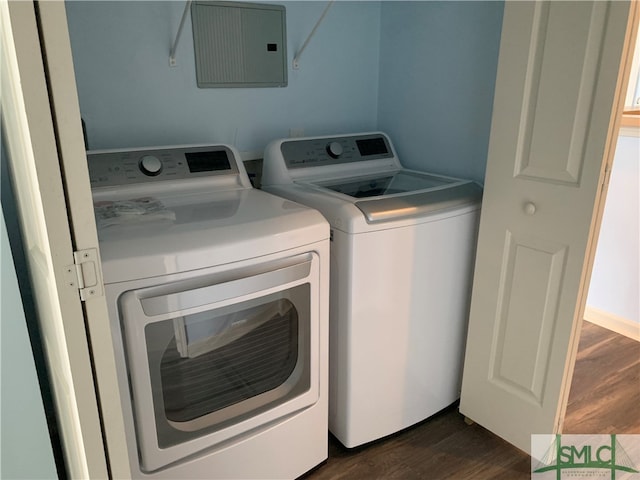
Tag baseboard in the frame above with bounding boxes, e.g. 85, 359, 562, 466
584, 306, 640, 342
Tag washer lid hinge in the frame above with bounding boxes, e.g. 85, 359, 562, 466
65, 248, 104, 301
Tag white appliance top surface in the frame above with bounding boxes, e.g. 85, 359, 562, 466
88, 144, 328, 283
262, 133, 482, 229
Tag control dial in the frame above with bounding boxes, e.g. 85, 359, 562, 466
326, 141, 344, 159
139, 155, 163, 176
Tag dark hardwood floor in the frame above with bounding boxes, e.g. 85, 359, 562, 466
302, 321, 639, 480
563, 320, 640, 434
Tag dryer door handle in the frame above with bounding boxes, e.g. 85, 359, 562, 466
139, 255, 313, 317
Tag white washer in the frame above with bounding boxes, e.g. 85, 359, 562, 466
88, 144, 329, 479
262, 132, 482, 448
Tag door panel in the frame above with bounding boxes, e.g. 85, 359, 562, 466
514, 3, 608, 185
490, 231, 567, 405
459, 0, 634, 454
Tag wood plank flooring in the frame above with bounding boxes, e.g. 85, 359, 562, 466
563, 320, 640, 434
302, 321, 639, 479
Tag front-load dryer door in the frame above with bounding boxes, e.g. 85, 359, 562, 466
118, 253, 320, 473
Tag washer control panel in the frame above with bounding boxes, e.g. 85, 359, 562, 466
87, 145, 239, 188
281, 133, 393, 169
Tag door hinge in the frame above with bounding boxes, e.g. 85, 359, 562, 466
601, 162, 612, 192
65, 248, 104, 301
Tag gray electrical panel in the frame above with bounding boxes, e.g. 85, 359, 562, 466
191, 1, 287, 88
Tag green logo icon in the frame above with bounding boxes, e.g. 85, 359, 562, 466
532, 434, 639, 479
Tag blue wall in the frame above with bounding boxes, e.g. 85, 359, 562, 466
66, 1, 503, 182
66, 1, 382, 152
1, 211, 58, 479
378, 2, 503, 183
2, 132, 60, 478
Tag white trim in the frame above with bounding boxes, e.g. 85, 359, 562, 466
619, 125, 640, 137
584, 306, 640, 342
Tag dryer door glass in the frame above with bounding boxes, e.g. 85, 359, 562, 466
143, 284, 311, 449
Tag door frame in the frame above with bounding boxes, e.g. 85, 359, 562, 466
557, 2, 639, 431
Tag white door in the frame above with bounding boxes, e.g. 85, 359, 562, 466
1, 1, 108, 477
34, 3, 135, 477
460, 1, 637, 454
2, 1, 132, 477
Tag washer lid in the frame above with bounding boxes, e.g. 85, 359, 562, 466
353, 182, 483, 224
316, 170, 454, 198
304, 170, 483, 224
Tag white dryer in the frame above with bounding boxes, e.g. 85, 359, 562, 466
88, 144, 329, 479
261, 132, 482, 448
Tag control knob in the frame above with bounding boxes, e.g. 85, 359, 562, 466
326, 141, 343, 159
139, 155, 163, 176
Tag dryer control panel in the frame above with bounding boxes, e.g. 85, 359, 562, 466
87, 145, 240, 188
281, 133, 393, 169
